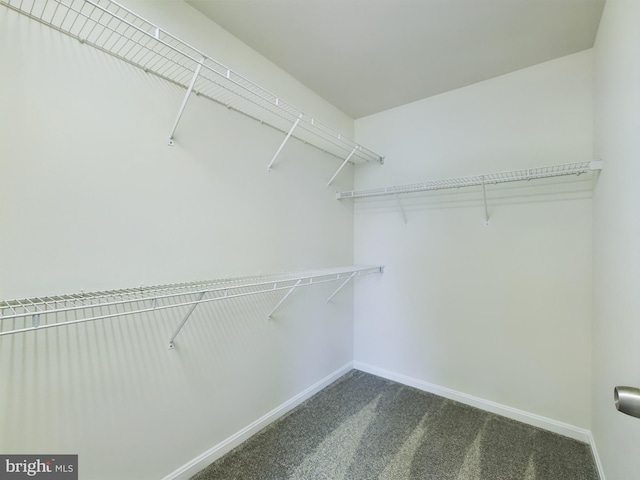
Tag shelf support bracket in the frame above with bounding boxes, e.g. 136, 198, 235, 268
482, 176, 490, 226
326, 271, 358, 303
168, 291, 205, 349
267, 114, 302, 171
168, 59, 204, 146
327, 147, 358, 187
395, 194, 408, 227
267, 279, 302, 320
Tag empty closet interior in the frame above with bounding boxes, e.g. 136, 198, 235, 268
1, 0, 638, 479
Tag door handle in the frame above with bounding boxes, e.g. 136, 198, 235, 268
614, 386, 640, 418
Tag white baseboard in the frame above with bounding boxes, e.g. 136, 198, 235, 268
354, 361, 591, 443
161, 362, 354, 480
587, 431, 606, 480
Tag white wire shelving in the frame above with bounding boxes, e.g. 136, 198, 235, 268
1, 0, 384, 183
0, 265, 383, 348
337, 160, 603, 225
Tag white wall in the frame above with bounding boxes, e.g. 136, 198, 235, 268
0, 2, 357, 478
353, 51, 594, 430
592, 1, 640, 478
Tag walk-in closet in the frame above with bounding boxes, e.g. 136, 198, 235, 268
1, 0, 638, 479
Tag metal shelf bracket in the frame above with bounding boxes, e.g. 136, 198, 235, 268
168, 291, 205, 349
267, 279, 302, 320
395, 194, 409, 227
326, 271, 358, 303
168, 59, 204, 146
327, 147, 358, 187
267, 114, 302, 171
481, 176, 490, 226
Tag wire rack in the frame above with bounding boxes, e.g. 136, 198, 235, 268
336, 161, 602, 199
1, 0, 384, 166
0, 266, 384, 347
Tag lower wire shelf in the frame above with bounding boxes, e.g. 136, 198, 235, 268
0, 265, 383, 348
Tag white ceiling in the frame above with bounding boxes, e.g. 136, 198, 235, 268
186, 0, 605, 119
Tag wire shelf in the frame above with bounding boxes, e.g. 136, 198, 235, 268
1, 0, 384, 165
336, 161, 603, 199
0, 266, 384, 342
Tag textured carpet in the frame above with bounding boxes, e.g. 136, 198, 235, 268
191, 370, 599, 480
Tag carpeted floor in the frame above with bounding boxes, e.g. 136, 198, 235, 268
192, 370, 599, 480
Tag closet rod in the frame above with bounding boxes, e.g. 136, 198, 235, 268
336, 160, 603, 200
1, 0, 383, 166
0, 266, 383, 339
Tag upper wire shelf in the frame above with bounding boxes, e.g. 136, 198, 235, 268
336, 161, 603, 199
0, 265, 384, 348
1, 0, 384, 169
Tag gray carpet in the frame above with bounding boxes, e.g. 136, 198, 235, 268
192, 370, 599, 480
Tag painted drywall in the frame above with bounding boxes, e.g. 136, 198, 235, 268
0, 1, 358, 478
353, 51, 594, 429
592, 1, 640, 478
